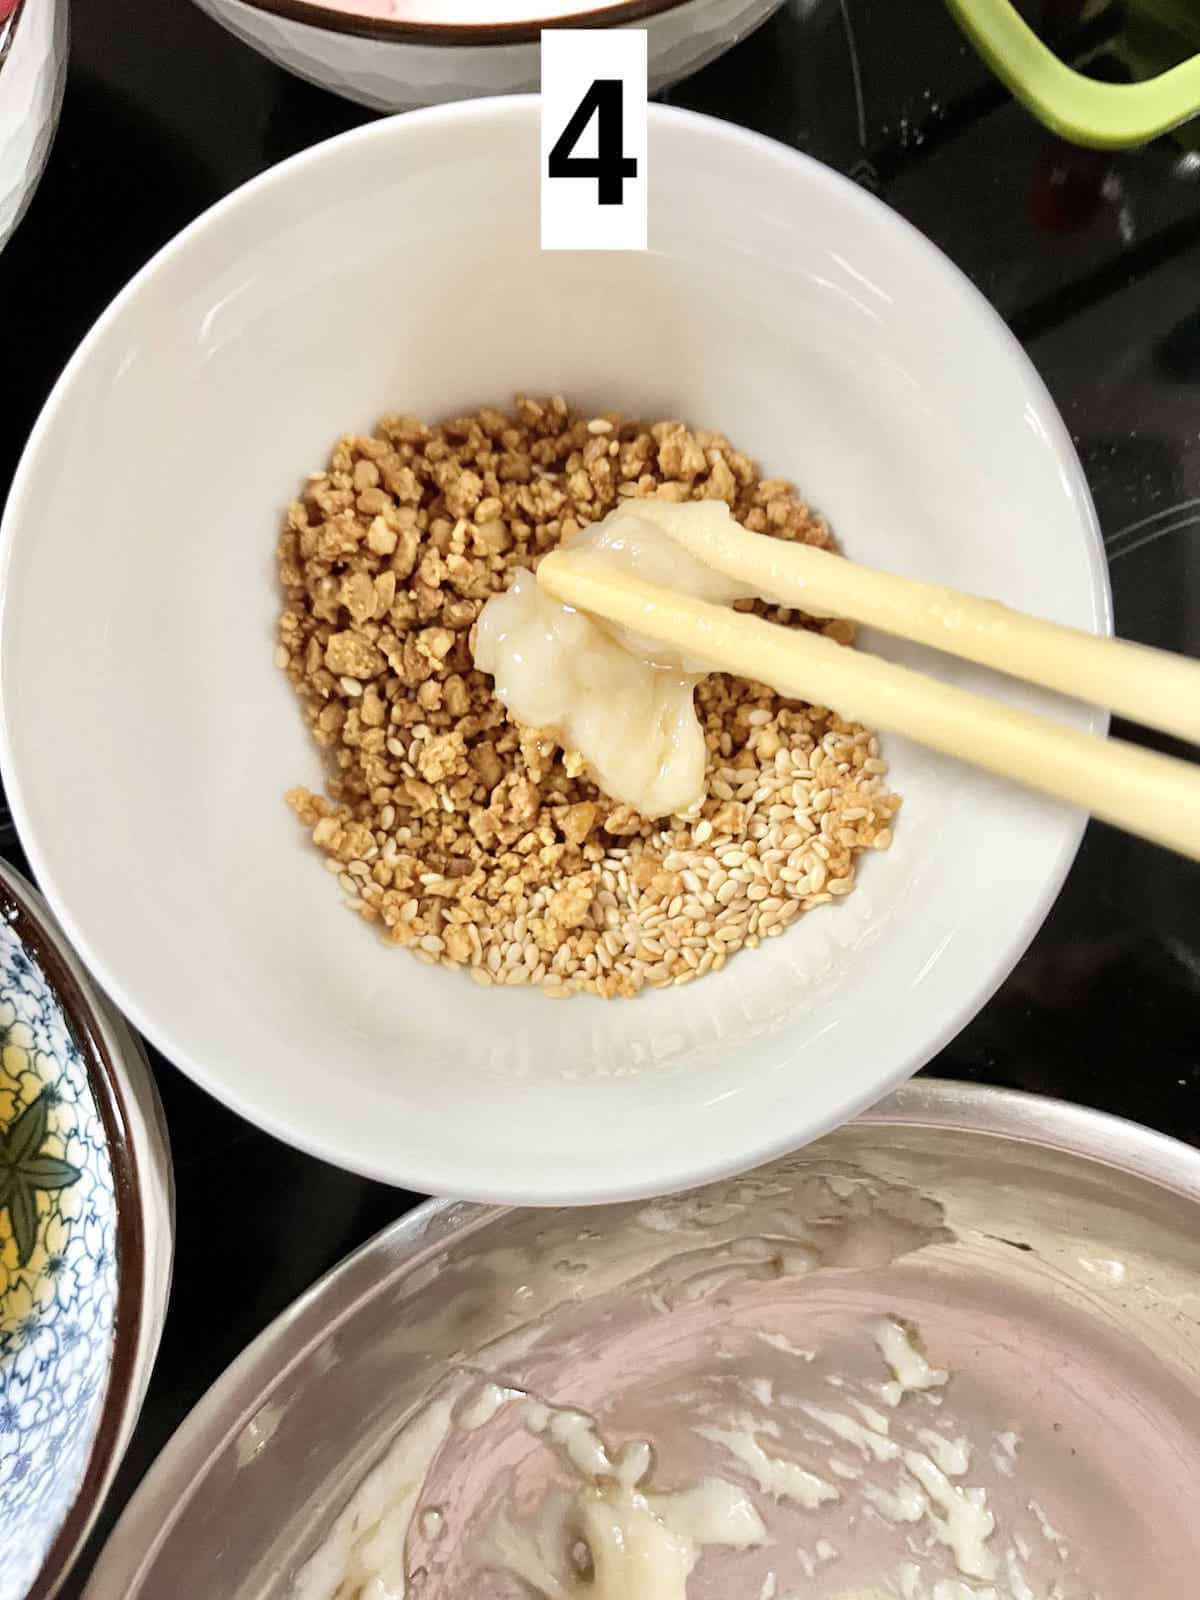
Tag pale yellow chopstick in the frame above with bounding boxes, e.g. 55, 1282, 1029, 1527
537, 552, 1200, 863
653, 514, 1200, 745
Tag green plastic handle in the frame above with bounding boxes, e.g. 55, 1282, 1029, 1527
946, 0, 1200, 148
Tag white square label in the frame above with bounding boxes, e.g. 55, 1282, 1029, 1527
540, 30, 648, 252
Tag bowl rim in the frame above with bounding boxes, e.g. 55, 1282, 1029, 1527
207, 0, 693, 48
0, 0, 25, 72
79, 1078, 1200, 1599
0, 861, 149, 1600
0, 96, 1112, 1205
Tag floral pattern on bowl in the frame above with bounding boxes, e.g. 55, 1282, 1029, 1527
0, 906, 118, 1600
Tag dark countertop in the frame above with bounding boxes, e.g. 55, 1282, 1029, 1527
2, 0, 1199, 1590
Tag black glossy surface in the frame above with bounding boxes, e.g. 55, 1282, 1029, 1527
2, 0, 1199, 1590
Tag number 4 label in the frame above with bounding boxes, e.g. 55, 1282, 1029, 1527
541, 30, 648, 251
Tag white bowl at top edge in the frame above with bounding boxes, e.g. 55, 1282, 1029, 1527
187, 0, 786, 112
0, 100, 1108, 1205
0, 0, 69, 253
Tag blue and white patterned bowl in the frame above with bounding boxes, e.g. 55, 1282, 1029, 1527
0, 861, 172, 1600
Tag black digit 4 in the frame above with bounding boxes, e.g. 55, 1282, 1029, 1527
548, 79, 638, 206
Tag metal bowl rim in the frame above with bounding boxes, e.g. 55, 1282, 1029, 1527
82, 1079, 1200, 1597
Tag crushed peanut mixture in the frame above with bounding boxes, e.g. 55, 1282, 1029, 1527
276, 397, 900, 999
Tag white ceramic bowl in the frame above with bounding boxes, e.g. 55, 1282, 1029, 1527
187, 0, 785, 112
0, 0, 68, 253
0, 101, 1107, 1205
0, 860, 173, 1600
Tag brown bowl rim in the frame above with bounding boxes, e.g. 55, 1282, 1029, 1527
0, 864, 148, 1600
220, 0, 693, 48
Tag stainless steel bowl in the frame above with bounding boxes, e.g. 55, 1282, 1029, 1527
84, 1081, 1200, 1598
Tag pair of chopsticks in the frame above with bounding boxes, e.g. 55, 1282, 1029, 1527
537, 517, 1200, 862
